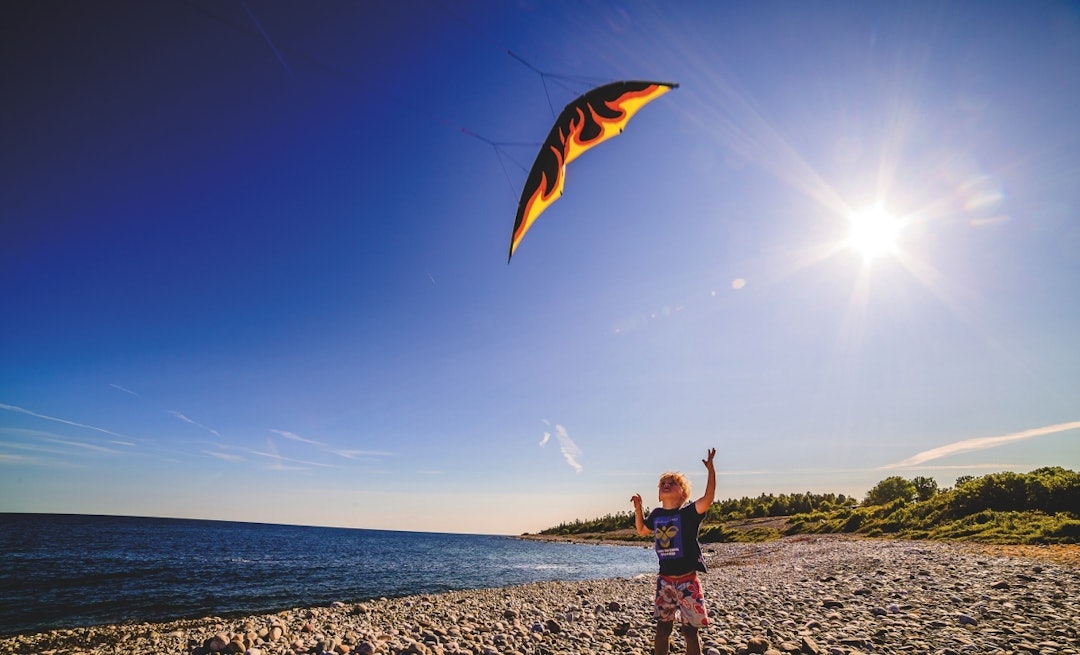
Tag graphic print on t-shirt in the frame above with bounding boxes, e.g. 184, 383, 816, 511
653, 513, 684, 560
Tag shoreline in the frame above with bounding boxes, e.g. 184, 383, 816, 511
3, 535, 1078, 654
518, 531, 1080, 566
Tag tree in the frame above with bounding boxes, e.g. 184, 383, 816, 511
911, 476, 939, 502
864, 476, 917, 506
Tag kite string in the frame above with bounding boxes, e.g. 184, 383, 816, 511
491, 145, 521, 201
181, 0, 526, 143
238, 0, 293, 77
506, 50, 555, 119
177, 0, 475, 138
429, 0, 606, 117
460, 128, 534, 200
178, 0, 591, 195
184, 0, 604, 146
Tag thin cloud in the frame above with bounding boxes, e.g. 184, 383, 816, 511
109, 384, 140, 397
168, 410, 221, 437
0, 438, 79, 457
0, 403, 132, 440
48, 438, 124, 455
202, 450, 246, 463
270, 429, 394, 461
880, 420, 1080, 469
331, 449, 395, 460
0, 441, 81, 466
1, 427, 64, 441
896, 463, 1029, 471
540, 423, 583, 473
253, 440, 336, 470
270, 429, 323, 446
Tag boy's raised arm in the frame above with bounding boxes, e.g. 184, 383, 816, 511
631, 493, 652, 537
695, 448, 717, 515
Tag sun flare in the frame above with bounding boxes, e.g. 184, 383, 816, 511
845, 205, 903, 262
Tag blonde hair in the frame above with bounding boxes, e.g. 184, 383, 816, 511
659, 471, 691, 501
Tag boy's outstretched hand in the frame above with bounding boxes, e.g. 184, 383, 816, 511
703, 447, 716, 469
695, 447, 718, 515
631, 493, 652, 537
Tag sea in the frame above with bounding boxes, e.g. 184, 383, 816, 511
0, 513, 657, 636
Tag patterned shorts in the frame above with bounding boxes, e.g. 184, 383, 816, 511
654, 572, 709, 628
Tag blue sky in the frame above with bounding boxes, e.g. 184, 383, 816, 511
2, 1, 1078, 535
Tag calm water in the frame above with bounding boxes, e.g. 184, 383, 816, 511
0, 513, 656, 636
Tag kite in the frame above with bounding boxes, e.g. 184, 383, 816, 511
507, 80, 678, 262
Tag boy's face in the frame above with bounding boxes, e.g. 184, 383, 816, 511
658, 476, 684, 503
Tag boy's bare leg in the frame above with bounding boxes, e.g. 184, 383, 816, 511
682, 625, 702, 655
654, 620, 674, 655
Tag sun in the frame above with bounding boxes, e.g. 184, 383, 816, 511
844, 205, 904, 262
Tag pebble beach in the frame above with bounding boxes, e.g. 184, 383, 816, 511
3, 536, 1077, 655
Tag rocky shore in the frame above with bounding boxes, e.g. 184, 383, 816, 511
3, 536, 1077, 655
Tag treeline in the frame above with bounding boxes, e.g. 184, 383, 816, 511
536, 467, 1080, 545
539, 490, 860, 536
541, 512, 638, 536
706, 491, 856, 521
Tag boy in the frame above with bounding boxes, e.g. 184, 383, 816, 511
631, 448, 716, 655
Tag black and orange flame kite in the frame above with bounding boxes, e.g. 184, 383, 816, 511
507, 80, 678, 262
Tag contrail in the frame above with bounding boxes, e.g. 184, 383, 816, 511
270, 429, 323, 446
169, 410, 221, 437
0, 403, 132, 440
109, 383, 140, 397
880, 420, 1080, 469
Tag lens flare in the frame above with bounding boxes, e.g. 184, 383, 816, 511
845, 205, 903, 262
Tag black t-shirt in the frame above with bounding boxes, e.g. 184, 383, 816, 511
645, 503, 707, 576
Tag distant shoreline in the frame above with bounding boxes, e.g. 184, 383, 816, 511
520, 530, 1080, 567
517, 530, 648, 546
